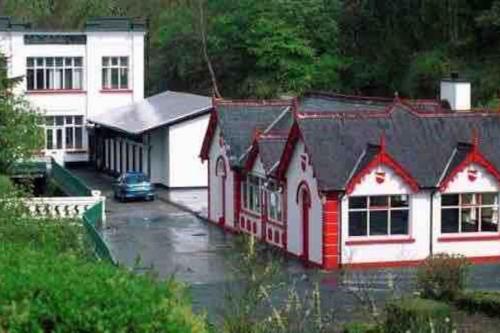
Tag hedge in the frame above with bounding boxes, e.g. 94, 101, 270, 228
455, 291, 500, 318
385, 298, 454, 333
0, 245, 208, 333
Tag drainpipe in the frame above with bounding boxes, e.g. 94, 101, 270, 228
429, 189, 437, 257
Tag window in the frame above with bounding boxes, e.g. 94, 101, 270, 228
441, 193, 499, 234
266, 181, 283, 222
348, 195, 410, 237
27, 57, 83, 90
242, 174, 263, 214
44, 115, 84, 150
102, 57, 129, 90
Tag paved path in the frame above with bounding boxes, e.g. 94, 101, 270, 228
71, 166, 500, 325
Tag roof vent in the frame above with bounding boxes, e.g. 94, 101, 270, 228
440, 72, 471, 112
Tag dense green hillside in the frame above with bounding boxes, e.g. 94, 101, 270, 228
4, 0, 500, 105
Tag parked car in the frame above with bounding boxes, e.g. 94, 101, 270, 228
113, 172, 155, 202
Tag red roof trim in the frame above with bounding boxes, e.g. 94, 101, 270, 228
439, 137, 500, 192
199, 110, 218, 160
303, 91, 394, 103
276, 121, 301, 180
213, 98, 293, 107
298, 100, 500, 120
243, 138, 260, 173
345, 137, 420, 194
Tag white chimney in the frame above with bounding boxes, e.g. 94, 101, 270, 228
440, 73, 471, 111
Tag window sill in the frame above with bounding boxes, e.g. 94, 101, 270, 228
346, 237, 415, 246
438, 234, 500, 242
241, 208, 261, 219
266, 219, 284, 227
100, 89, 133, 94
27, 90, 86, 95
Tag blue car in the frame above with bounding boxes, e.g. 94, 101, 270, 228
113, 172, 155, 202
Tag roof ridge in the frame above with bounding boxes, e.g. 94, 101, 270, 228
303, 91, 394, 103
297, 103, 500, 120
214, 98, 294, 107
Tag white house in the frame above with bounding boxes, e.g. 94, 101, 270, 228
202, 80, 500, 270
0, 16, 145, 163
90, 91, 212, 188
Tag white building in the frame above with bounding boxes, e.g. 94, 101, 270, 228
90, 91, 211, 188
0, 16, 145, 163
202, 82, 500, 270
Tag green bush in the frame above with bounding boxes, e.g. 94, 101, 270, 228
343, 322, 380, 333
416, 253, 469, 301
385, 298, 454, 333
0, 245, 208, 333
455, 291, 500, 318
0, 174, 14, 194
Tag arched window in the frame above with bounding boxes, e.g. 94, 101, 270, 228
216, 156, 226, 177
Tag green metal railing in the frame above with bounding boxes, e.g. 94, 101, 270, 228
51, 160, 92, 197
11, 160, 47, 177
83, 201, 116, 265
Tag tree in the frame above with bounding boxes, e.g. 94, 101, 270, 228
0, 54, 43, 173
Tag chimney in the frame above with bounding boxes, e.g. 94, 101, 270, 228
440, 72, 471, 111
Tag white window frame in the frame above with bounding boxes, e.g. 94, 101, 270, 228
348, 195, 410, 237
266, 180, 283, 223
441, 192, 499, 234
44, 115, 84, 151
102, 56, 129, 90
241, 174, 263, 214
27, 57, 83, 91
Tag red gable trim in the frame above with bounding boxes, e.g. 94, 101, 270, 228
439, 141, 500, 192
244, 138, 259, 173
345, 137, 419, 194
276, 121, 301, 180
199, 110, 218, 160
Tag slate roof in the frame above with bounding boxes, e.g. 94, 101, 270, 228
258, 137, 288, 175
297, 104, 500, 191
85, 17, 146, 32
300, 92, 392, 113
90, 91, 212, 135
216, 101, 292, 167
0, 17, 31, 31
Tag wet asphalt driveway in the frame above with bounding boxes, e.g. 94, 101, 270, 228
71, 167, 500, 323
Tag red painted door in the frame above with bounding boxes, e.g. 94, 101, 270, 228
302, 190, 310, 262
220, 176, 226, 226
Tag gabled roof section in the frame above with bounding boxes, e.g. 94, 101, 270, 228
294, 102, 500, 191
214, 99, 293, 168
90, 91, 212, 135
439, 137, 500, 191
345, 138, 420, 194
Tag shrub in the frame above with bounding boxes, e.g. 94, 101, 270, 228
384, 298, 454, 333
416, 253, 469, 301
455, 291, 500, 317
0, 174, 14, 194
343, 322, 380, 333
0, 245, 208, 333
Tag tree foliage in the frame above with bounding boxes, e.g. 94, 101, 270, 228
0, 54, 43, 173
5, 0, 500, 103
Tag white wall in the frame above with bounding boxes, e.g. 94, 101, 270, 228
341, 165, 431, 265
149, 128, 168, 185
285, 140, 323, 265
208, 127, 235, 227
0, 29, 145, 162
433, 163, 500, 258
168, 114, 209, 187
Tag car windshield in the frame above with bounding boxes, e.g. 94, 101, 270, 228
125, 174, 149, 184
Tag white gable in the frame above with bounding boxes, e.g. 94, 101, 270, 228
443, 163, 499, 193
350, 164, 411, 196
